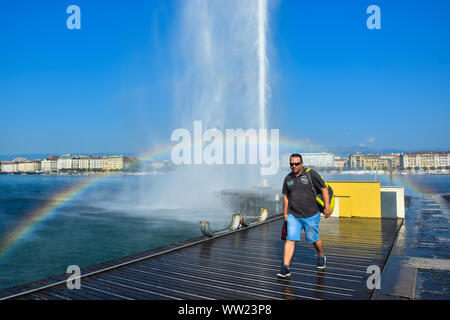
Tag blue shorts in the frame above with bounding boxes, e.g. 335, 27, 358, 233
286, 212, 321, 243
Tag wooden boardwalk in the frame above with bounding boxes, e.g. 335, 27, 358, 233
0, 214, 402, 300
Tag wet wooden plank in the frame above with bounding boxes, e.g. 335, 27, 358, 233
0, 216, 402, 300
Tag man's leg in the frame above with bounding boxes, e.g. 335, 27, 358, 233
283, 214, 300, 266
304, 213, 326, 269
314, 239, 326, 269
304, 213, 323, 255
313, 239, 323, 256
278, 214, 300, 278
278, 239, 295, 278
283, 240, 296, 266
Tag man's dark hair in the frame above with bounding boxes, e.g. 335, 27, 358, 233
290, 153, 303, 162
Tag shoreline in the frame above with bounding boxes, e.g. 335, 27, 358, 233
0, 171, 170, 176
0, 170, 448, 176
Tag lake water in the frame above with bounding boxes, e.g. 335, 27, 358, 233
0, 171, 449, 289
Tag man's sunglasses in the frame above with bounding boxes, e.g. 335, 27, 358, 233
290, 162, 302, 167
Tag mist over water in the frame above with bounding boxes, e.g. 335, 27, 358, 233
0, 175, 233, 289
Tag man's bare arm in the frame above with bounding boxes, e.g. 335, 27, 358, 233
283, 194, 289, 221
321, 187, 331, 218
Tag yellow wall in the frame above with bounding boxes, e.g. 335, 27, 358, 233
328, 181, 381, 218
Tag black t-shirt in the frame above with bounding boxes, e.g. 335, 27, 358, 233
282, 168, 326, 218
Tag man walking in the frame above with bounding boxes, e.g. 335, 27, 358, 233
277, 153, 331, 278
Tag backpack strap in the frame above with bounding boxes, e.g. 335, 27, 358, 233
305, 168, 318, 199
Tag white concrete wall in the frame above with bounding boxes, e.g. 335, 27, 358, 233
380, 186, 405, 218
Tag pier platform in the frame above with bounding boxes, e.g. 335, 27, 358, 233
0, 214, 402, 300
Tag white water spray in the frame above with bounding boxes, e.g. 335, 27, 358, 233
138, 0, 274, 212
257, 0, 268, 131
175, 0, 270, 132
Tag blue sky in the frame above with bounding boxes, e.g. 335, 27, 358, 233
0, 0, 449, 156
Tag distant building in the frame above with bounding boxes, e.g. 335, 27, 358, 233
79, 156, 91, 170
41, 156, 59, 172
90, 157, 101, 170
91, 155, 135, 171
17, 160, 41, 173
1, 161, 18, 173
0, 158, 30, 173
334, 156, 348, 169
380, 154, 401, 169
99, 157, 109, 170
1, 154, 136, 173
71, 156, 91, 170
280, 153, 335, 168
349, 152, 365, 169
402, 151, 450, 169
71, 156, 81, 170
57, 154, 73, 170
437, 152, 450, 168
302, 153, 335, 168
349, 153, 401, 170
105, 156, 126, 170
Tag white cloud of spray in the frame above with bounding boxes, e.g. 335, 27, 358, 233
173, 0, 269, 131
109, 0, 275, 223
154, 0, 274, 215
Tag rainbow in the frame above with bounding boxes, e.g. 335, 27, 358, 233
0, 143, 177, 260
0, 176, 103, 259
0, 136, 324, 259
389, 174, 439, 195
